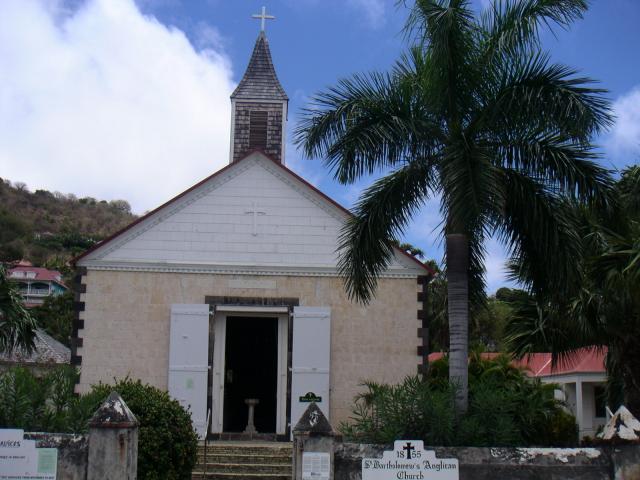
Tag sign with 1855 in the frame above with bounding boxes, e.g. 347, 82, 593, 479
362, 440, 458, 480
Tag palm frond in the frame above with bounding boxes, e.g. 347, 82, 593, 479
475, 53, 612, 140
338, 160, 437, 302
493, 131, 613, 202
496, 171, 583, 294
480, 0, 588, 59
295, 70, 443, 184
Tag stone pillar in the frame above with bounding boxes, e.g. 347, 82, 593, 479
576, 380, 584, 438
292, 403, 338, 480
87, 391, 138, 480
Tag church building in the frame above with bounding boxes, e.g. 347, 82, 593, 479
73, 27, 431, 439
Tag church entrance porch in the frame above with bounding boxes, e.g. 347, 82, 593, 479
222, 316, 278, 433
168, 303, 332, 441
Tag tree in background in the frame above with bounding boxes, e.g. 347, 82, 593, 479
506, 165, 640, 415
0, 264, 38, 353
31, 291, 74, 347
296, 0, 612, 412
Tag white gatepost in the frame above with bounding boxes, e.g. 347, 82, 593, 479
291, 306, 331, 430
168, 304, 210, 439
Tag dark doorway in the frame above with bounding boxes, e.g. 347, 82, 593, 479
223, 316, 278, 433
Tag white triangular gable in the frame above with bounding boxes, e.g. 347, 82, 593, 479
78, 152, 425, 277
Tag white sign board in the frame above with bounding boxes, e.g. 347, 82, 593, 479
0, 429, 57, 480
302, 452, 330, 480
362, 440, 458, 480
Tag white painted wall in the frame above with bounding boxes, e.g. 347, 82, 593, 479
80, 153, 423, 277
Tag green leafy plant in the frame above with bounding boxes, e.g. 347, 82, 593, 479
295, 0, 613, 414
0, 367, 198, 480
0, 263, 39, 353
84, 378, 198, 480
340, 355, 577, 447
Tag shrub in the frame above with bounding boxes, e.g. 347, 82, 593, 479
340, 354, 578, 447
0, 367, 198, 480
0, 365, 79, 432
86, 378, 198, 480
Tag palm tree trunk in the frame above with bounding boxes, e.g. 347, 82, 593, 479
446, 233, 469, 414
621, 341, 640, 418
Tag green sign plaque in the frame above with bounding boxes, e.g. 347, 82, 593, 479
299, 392, 322, 403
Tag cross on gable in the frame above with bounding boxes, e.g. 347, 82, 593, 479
244, 201, 266, 236
252, 6, 275, 32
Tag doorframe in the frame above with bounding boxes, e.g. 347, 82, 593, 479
210, 309, 289, 435
205, 296, 299, 440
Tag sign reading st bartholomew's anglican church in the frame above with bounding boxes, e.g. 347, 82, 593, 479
362, 441, 458, 480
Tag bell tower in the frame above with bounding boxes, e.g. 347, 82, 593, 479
230, 13, 288, 164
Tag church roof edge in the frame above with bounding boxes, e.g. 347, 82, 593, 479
73, 149, 433, 275
231, 31, 288, 101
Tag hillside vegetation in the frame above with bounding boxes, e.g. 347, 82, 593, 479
0, 178, 136, 267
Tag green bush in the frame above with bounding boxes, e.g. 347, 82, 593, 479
83, 378, 198, 480
340, 354, 578, 447
0, 365, 80, 432
0, 368, 198, 480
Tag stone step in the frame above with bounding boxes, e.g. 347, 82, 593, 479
191, 472, 290, 480
197, 454, 291, 465
194, 463, 290, 475
197, 446, 292, 457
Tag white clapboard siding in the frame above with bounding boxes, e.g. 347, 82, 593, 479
291, 306, 331, 430
80, 153, 422, 275
168, 304, 210, 439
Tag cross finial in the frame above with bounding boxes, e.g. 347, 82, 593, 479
252, 6, 275, 32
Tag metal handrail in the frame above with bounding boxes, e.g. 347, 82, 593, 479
203, 408, 211, 479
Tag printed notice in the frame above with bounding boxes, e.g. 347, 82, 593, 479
0, 429, 57, 480
302, 452, 330, 480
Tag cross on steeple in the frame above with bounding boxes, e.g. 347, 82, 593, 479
252, 6, 275, 32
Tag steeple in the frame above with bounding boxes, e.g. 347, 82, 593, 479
230, 30, 288, 164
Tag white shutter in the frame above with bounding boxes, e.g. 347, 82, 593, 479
168, 304, 210, 438
291, 306, 331, 428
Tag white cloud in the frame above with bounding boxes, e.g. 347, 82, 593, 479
0, 0, 235, 213
606, 86, 640, 163
484, 238, 511, 294
347, 0, 387, 28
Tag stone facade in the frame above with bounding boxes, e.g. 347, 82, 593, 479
76, 270, 421, 425
232, 101, 285, 163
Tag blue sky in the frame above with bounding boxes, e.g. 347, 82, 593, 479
1, 0, 639, 292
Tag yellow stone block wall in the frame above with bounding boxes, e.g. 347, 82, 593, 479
76, 270, 421, 426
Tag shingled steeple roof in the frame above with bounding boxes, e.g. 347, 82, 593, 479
231, 32, 288, 101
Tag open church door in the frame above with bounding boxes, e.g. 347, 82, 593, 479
168, 304, 210, 439
291, 307, 331, 430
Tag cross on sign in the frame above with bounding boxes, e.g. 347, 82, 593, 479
244, 201, 266, 236
403, 442, 415, 459
252, 6, 275, 32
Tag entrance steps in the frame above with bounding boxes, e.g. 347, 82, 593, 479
192, 442, 292, 480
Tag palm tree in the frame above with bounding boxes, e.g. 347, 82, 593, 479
0, 264, 38, 353
506, 165, 640, 415
295, 0, 613, 412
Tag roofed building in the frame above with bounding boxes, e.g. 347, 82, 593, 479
73, 25, 431, 440
9, 261, 68, 307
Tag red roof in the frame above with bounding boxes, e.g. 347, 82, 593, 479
428, 347, 606, 377
73, 150, 435, 275
8, 266, 66, 287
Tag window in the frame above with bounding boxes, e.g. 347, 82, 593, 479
249, 110, 268, 150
